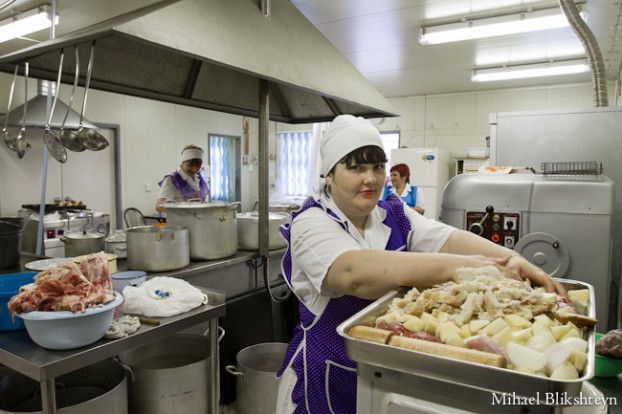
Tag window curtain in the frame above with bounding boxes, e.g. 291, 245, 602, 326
307, 122, 329, 196
276, 131, 312, 198
210, 134, 235, 201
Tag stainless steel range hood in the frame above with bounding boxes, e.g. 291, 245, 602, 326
3, 80, 97, 129
0, 0, 396, 124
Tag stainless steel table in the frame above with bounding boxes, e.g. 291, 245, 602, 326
0, 288, 226, 414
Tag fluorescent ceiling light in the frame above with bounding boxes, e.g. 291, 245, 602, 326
419, 7, 581, 45
0, 5, 59, 44
471, 59, 590, 82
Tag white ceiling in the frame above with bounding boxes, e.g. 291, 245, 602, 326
1, 0, 621, 99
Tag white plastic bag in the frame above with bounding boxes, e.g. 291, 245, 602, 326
121, 276, 208, 317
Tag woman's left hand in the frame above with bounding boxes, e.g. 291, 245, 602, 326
496, 255, 568, 299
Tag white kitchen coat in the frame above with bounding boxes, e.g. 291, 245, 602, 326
275, 194, 455, 413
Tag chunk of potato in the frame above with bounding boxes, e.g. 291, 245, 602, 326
468, 319, 490, 333
533, 314, 554, 327
482, 318, 508, 336
444, 333, 465, 348
570, 350, 588, 372
437, 321, 462, 343
511, 328, 533, 344
403, 317, 425, 333
551, 325, 573, 341
568, 289, 590, 310
504, 314, 532, 328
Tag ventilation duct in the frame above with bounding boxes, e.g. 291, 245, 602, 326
3, 79, 96, 129
558, 0, 609, 107
0, 0, 396, 124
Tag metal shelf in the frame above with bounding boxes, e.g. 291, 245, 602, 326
0, 287, 226, 414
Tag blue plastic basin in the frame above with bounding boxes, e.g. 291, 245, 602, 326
0, 272, 36, 331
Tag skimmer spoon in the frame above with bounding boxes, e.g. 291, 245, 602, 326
43, 49, 67, 163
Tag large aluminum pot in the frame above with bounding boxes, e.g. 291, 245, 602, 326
237, 212, 288, 251
164, 201, 240, 260
118, 333, 213, 414
105, 230, 127, 258
0, 359, 127, 414
61, 230, 105, 257
225, 342, 287, 414
126, 226, 189, 272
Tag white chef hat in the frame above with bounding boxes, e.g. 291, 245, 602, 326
320, 115, 384, 177
180, 145, 204, 163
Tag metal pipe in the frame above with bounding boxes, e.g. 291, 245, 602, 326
260, 0, 270, 17
557, 0, 609, 107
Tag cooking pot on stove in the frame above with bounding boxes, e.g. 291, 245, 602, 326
105, 230, 127, 258
237, 212, 288, 250
164, 201, 240, 260
61, 230, 105, 257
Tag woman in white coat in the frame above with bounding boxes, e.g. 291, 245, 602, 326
274, 114, 565, 414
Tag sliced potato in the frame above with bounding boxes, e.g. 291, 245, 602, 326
504, 314, 532, 328
511, 328, 533, 344
445, 333, 465, 348
403, 317, 425, 333
551, 324, 573, 341
570, 350, 588, 372
468, 319, 490, 333
437, 321, 462, 343
482, 318, 508, 336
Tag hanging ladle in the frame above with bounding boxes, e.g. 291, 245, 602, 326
79, 41, 108, 151
43, 49, 68, 163
15, 62, 31, 159
2, 65, 18, 151
59, 46, 86, 152
61, 41, 108, 152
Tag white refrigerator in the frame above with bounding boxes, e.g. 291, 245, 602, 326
390, 147, 449, 220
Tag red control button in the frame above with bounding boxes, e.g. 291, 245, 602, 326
491, 233, 500, 243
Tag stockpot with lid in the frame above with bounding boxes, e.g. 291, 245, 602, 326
163, 201, 240, 260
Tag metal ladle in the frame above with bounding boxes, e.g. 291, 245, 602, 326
2, 65, 18, 151
79, 42, 108, 151
61, 41, 108, 152
43, 49, 67, 163
15, 62, 31, 159
59, 47, 86, 152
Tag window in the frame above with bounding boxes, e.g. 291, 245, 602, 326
381, 131, 400, 168
208, 134, 240, 202
276, 130, 313, 198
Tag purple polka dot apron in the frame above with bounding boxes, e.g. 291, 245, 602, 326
278, 194, 411, 413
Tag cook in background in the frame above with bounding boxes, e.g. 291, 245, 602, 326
275, 114, 566, 414
155, 144, 209, 213
382, 163, 425, 215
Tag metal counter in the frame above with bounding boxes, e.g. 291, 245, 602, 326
0, 287, 226, 414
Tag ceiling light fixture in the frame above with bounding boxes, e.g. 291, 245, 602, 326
0, 5, 58, 44
419, 7, 582, 45
471, 59, 590, 82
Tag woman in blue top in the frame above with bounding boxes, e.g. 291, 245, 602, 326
383, 163, 425, 215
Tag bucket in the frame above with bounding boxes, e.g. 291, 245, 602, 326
0, 272, 36, 331
118, 333, 215, 414
0, 359, 127, 414
225, 342, 287, 414
0, 218, 23, 269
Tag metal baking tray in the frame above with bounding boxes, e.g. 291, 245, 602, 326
337, 279, 595, 398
